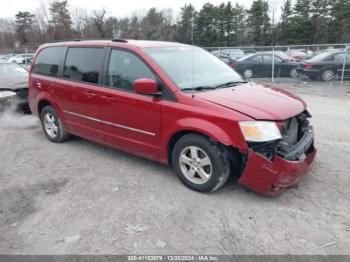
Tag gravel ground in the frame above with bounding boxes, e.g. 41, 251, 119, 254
0, 79, 350, 255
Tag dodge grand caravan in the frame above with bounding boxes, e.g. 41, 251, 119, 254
28, 40, 317, 195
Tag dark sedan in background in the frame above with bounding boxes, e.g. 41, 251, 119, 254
231, 53, 299, 78
0, 62, 30, 113
297, 51, 350, 81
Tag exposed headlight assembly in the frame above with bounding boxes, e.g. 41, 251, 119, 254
0, 91, 17, 99
239, 121, 282, 142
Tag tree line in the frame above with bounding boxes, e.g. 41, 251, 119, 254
0, 0, 350, 52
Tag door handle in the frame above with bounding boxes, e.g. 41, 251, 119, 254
101, 95, 115, 102
84, 91, 97, 98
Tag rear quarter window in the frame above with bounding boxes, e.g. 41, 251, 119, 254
33, 46, 64, 76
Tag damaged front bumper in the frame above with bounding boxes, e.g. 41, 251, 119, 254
238, 135, 317, 196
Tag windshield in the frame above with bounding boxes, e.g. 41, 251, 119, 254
144, 46, 244, 90
0, 63, 28, 79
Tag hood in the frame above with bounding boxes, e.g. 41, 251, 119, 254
195, 82, 306, 121
0, 77, 28, 91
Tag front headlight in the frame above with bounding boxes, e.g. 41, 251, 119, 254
239, 121, 282, 142
0, 91, 17, 99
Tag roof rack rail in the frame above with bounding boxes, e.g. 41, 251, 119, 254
51, 39, 82, 43
112, 39, 128, 43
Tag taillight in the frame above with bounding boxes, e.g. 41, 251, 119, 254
231, 63, 238, 69
305, 63, 313, 69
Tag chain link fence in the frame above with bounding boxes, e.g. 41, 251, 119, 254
204, 43, 350, 83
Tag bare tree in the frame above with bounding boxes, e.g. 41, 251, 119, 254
89, 8, 108, 38
71, 7, 88, 38
0, 18, 16, 50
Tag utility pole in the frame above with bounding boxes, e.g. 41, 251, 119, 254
341, 44, 350, 85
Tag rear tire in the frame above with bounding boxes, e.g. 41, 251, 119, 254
321, 69, 336, 81
40, 105, 69, 143
172, 134, 230, 193
243, 68, 253, 78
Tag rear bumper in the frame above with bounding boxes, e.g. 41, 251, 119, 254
238, 144, 317, 196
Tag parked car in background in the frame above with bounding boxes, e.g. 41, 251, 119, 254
210, 50, 233, 65
8, 53, 34, 64
262, 51, 296, 62
231, 53, 299, 78
0, 62, 30, 112
243, 49, 257, 54
222, 49, 245, 61
28, 40, 316, 195
286, 49, 314, 62
297, 51, 350, 81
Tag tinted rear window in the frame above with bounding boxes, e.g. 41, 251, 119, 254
237, 54, 255, 62
309, 52, 334, 62
33, 46, 64, 76
63, 47, 104, 84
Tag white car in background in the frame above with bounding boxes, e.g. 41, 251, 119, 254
7, 54, 34, 64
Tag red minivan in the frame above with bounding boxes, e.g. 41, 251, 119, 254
28, 40, 317, 195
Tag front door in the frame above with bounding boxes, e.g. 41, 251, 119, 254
99, 49, 162, 159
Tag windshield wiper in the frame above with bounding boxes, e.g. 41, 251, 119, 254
215, 81, 247, 89
181, 86, 217, 92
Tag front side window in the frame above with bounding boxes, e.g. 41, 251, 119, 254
107, 49, 156, 91
33, 46, 64, 76
63, 47, 104, 84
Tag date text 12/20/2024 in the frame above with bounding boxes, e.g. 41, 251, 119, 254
127, 255, 219, 261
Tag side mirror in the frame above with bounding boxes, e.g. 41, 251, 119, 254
134, 78, 161, 96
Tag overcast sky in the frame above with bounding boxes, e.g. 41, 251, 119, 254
0, 0, 284, 19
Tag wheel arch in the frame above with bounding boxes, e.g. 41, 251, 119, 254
35, 92, 64, 120
165, 119, 246, 166
38, 99, 52, 116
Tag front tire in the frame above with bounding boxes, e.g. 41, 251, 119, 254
172, 134, 230, 193
40, 105, 69, 143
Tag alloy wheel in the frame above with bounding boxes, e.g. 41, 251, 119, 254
179, 146, 212, 185
43, 113, 58, 138
244, 69, 253, 78
322, 70, 335, 81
